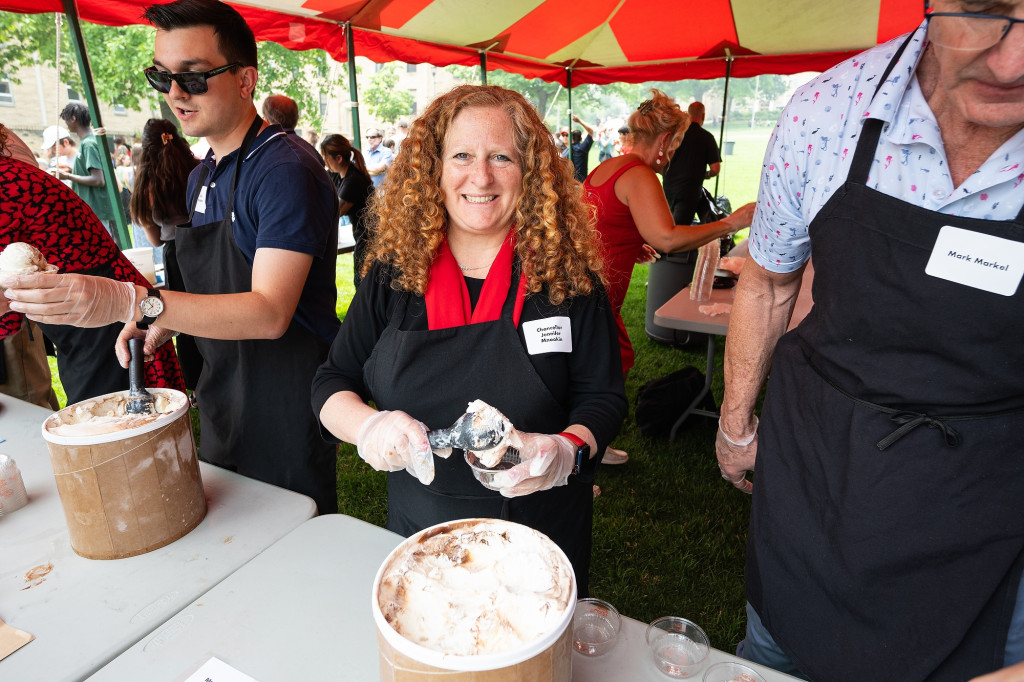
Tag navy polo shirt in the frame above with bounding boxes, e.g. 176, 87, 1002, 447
185, 124, 340, 345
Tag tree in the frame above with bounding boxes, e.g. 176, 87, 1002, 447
0, 12, 157, 112
0, 10, 345, 131
256, 41, 344, 131
361, 62, 414, 124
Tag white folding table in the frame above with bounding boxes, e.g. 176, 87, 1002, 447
89, 514, 800, 682
0, 395, 317, 682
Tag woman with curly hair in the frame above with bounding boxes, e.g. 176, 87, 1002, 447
584, 90, 755, 382
130, 118, 202, 389
312, 85, 626, 595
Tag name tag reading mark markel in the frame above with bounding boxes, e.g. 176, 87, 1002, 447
522, 316, 572, 355
925, 225, 1024, 296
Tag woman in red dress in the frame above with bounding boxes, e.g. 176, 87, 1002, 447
584, 90, 755, 379
0, 124, 185, 404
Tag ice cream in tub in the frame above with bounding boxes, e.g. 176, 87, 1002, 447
41, 388, 206, 559
372, 518, 576, 680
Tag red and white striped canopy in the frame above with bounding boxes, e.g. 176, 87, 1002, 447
1, 0, 924, 84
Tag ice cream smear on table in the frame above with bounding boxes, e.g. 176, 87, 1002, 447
377, 519, 573, 656
45, 390, 187, 437
464, 399, 514, 467
0, 242, 58, 278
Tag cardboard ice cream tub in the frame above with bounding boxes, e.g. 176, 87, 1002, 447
40, 388, 206, 560
372, 518, 575, 681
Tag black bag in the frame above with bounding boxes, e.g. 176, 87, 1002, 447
635, 366, 717, 438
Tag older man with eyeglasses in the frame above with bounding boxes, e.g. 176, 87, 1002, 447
363, 127, 393, 188
716, 2, 1024, 680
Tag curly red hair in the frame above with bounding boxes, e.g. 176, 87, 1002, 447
363, 85, 602, 305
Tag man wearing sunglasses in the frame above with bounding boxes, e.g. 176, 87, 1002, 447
363, 127, 393, 189
716, 1, 1024, 680
136, 0, 341, 516
3, 0, 340, 515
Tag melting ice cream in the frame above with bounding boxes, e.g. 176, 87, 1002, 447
464, 399, 514, 468
0, 242, 58, 277
377, 519, 573, 656
45, 389, 187, 438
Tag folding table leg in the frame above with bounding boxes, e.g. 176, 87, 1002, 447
668, 334, 719, 441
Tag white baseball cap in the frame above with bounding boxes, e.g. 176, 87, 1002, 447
41, 125, 71, 150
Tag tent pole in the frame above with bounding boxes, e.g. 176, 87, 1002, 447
346, 22, 361, 149
566, 68, 573, 168
715, 50, 732, 198
61, 0, 130, 250
479, 51, 487, 85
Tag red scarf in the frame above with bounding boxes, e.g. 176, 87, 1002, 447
425, 230, 526, 330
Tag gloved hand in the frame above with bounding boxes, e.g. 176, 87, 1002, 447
115, 323, 176, 366
715, 415, 758, 494
490, 430, 576, 498
2, 273, 136, 328
356, 410, 435, 485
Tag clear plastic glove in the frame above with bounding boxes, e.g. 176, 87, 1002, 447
115, 323, 176, 366
490, 431, 576, 498
715, 415, 758, 494
356, 410, 435, 485
2, 273, 135, 328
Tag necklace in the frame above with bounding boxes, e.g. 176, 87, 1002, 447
459, 263, 486, 272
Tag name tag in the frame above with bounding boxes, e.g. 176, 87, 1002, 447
925, 226, 1024, 296
522, 316, 572, 355
194, 185, 208, 214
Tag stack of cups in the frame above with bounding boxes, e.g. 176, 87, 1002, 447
689, 240, 721, 302
0, 454, 29, 516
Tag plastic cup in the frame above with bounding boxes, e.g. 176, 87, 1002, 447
703, 661, 768, 682
465, 448, 521, 491
572, 598, 621, 656
646, 617, 710, 678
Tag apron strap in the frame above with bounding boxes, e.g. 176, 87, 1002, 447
799, 345, 1024, 450
185, 115, 265, 225
848, 31, 917, 186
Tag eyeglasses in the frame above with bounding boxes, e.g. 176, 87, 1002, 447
558, 132, 569, 137
143, 63, 241, 95
925, 10, 1024, 51
366, 135, 382, 139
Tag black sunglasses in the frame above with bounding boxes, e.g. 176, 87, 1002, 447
144, 63, 241, 95
366, 134, 382, 139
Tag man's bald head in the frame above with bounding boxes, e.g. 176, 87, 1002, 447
262, 94, 299, 129
687, 102, 706, 125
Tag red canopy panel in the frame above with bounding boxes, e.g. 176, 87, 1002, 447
0, 0, 925, 84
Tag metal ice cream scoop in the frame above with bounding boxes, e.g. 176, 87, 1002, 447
427, 407, 510, 451
125, 337, 155, 415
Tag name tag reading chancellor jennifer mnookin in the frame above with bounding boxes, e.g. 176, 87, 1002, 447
925, 225, 1024, 296
522, 317, 573, 355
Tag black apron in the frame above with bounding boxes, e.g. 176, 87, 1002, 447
177, 116, 337, 514
747, 47, 1024, 680
363, 271, 595, 596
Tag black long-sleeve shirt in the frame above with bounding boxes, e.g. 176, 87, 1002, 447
311, 261, 627, 452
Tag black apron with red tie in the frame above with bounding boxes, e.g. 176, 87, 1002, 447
363, 270, 595, 596
177, 117, 338, 514
746, 60, 1024, 677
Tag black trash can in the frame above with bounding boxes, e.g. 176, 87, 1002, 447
645, 188, 732, 347
644, 250, 703, 346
